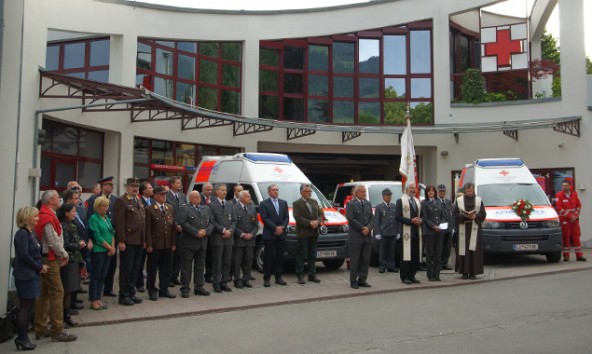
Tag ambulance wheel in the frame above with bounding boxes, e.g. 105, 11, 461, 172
322, 259, 345, 270
545, 252, 561, 263
254, 241, 265, 273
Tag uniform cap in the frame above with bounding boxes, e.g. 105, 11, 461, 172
153, 186, 167, 194
126, 177, 140, 186
97, 176, 114, 185
437, 184, 447, 191
382, 188, 393, 195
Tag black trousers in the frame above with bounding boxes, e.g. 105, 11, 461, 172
204, 245, 212, 280
424, 233, 444, 280
441, 231, 453, 266
103, 249, 117, 294
296, 237, 318, 276
135, 249, 147, 288
146, 248, 173, 293
171, 233, 181, 281
232, 246, 254, 283
399, 236, 420, 281
210, 244, 233, 288
118, 245, 143, 299
263, 238, 285, 280
379, 236, 397, 270
179, 247, 206, 292
348, 242, 371, 283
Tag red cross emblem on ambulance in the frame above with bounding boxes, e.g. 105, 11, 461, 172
273, 166, 284, 174
499, 170, 510, 176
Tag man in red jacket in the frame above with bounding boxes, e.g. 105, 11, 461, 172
555, 180, 586, 262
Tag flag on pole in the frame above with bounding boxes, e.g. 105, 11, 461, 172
399, 106, 419, 197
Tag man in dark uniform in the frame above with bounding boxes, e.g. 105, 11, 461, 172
231, 184, 243, 205
113, 177, 146, 306
177, 191, 214, 298
135, 181, 154, 293
232, 190, 258, 288
209, 184, 236, 293
396, 183, 423, 285
145, 186, 177, 301
166, 176, 186, 286
86, 176, 118, 297
293, 183, 323, 285
260, 184, 290, 287
437, 184, 455, 270
201, 182, 214, 283
346, 185, 374, 289
374, 188, 399, 273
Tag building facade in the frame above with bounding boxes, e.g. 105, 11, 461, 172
0, 0, 589, 308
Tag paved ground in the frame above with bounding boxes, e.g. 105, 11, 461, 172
2, 251, 591, 353
66, 250, 592, 327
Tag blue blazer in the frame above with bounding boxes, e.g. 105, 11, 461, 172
259, 198, 289, 240
13, 228, 43, 281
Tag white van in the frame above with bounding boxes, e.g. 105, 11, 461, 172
458, 158, 562, 263
187, 153, 350, 272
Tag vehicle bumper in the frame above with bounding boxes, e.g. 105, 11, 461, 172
482, 228, 563, 254
284, 232, 349, 259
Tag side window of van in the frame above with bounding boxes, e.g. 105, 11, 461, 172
334, 186, 354, 207
462, 167, 475, 185
193, 183, 203, 192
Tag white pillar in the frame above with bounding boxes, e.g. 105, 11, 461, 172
558, 0, 586, 106
241, 38, 260, 118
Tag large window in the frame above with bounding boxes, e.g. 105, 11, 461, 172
259, 22, 434, 125
136, 39, 242, 114
40, 120, 104, 192
133, 137, 242, 194
45, 37, 110, 82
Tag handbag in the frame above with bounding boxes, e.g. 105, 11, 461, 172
0, 306, 18, 343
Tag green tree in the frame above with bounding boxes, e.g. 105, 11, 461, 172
586, 56, 592, 75
541, 31, 560, 64
460, 68, 485, 104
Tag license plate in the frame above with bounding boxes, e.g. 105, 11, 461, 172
513, 244, 538, 251
317, 250, 337, 258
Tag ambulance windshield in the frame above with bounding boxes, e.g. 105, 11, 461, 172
257, 182, 331, 208
478, 183, 551, 207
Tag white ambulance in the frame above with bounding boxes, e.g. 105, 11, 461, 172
458, 158, 562, 263
187, 153, 350, 272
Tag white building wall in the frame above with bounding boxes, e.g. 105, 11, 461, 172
0, 0, 589, 308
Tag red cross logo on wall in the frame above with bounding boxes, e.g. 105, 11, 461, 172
499, 170, 510, 176
484, 29, 523, 67
273, 166, 284, 174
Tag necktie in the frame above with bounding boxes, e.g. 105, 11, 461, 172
244, 205, 247, 212
305, 201, 313, 214
146, 198, 151, 206
221, 200, 225, 208
410, 198, 417, 212
160, 205, 165, 215
175, 193, 179, 203
273, 199, 279, 214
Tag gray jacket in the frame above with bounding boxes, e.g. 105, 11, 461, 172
374, 202, 399, 237
346, 198, 374, 244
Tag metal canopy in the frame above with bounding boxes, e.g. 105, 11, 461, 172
39, 70, 582, 141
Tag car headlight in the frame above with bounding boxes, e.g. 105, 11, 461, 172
340, 224, 349, 232
545, 219, 560, 228
482, 221, 502, 229
286, 225, 296, 234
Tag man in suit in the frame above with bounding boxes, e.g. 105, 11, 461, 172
260, 184, 290, 287
209, 184, 236, 293
396, 183, 423, 285
113, 177, 146, 306
374, 188, 399, 273
85, 176, 118, 297
232, 190, 258, 288
177, 191, 214, 298
293, 183, 323, 284
145, 186, 177, 301
201, 182, 214, 283
166, 176, 186, 286
135, 181, 154, 292
437, 184, 455, 270
231, 184, 243, 205
346, 185, 374, 289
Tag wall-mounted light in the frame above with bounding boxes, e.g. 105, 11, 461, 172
558, 143, 565, 148
440, 150, 449, 157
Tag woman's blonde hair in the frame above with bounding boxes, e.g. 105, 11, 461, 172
94, 196, 110, 211
16, 206, 39, 228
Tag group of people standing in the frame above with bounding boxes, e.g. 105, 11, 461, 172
345, 182, 486, 289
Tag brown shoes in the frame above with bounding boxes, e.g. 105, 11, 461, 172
51, 331, 78, 342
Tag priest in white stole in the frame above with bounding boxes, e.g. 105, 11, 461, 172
453, 182, 486, 279
395, 183, 423, 285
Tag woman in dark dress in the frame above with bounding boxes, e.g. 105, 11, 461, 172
57, 203, 86, 328
13, 206, 48, 350
421, 185, 445, 282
